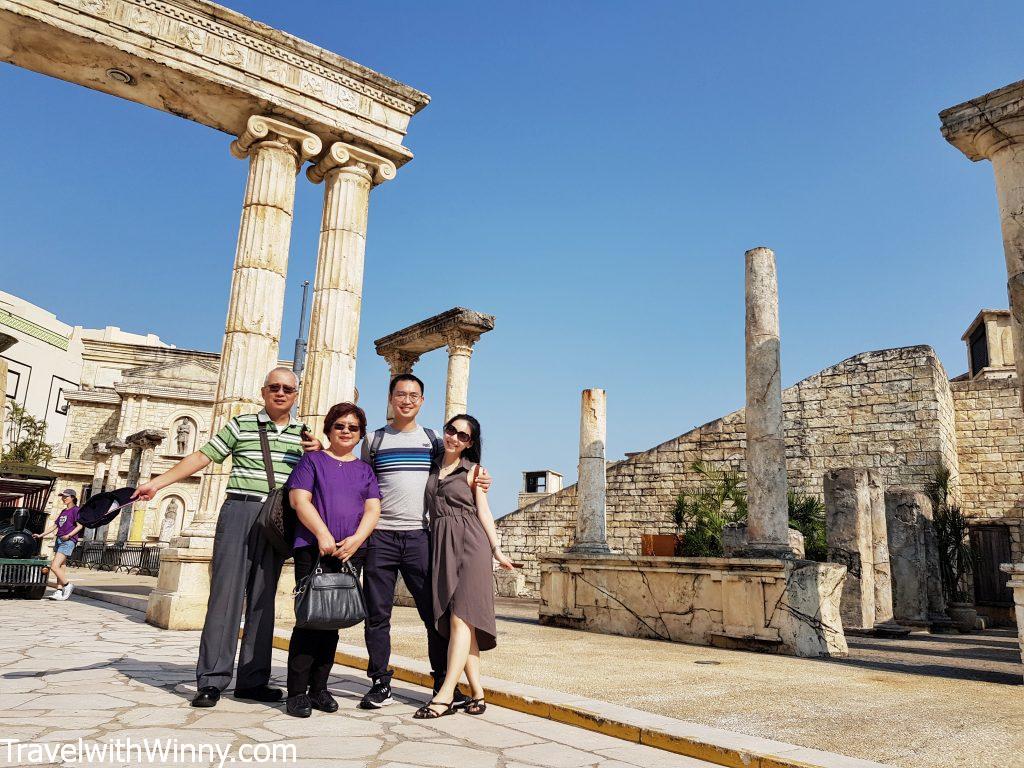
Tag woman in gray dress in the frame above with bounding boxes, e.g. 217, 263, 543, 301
414, 414, 514, 719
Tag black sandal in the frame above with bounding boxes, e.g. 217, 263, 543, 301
464, 698, 487, 716
413, 699, 457, 719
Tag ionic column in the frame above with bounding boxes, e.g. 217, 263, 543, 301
568, 388, 611, 554
941, 86, 1024, 406
744, 247, 795, 557
444, 332, 480, 422
382, 349, 420, 424
186, 116, 321, 537
298, 142, 396, 431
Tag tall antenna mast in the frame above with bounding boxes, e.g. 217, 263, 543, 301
293, 280, 310, 376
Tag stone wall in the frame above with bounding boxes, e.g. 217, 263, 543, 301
498, 346, 961, 592
952, 375, 1024, 561
62, 401, 120, 462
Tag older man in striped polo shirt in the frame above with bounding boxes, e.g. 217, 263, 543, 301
134, 367, 319, 708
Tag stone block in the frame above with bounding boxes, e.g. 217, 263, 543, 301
722, 520, 805, 558
824, 469, 876, 630
884, 487, 934, 624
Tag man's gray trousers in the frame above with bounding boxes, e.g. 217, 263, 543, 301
195, 497, 284, 691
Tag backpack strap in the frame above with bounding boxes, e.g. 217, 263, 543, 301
423, 428, 444, 460
256, 420, 277, 491
368, 427, 386, 468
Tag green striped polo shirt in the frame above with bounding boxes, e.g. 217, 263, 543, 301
199, 410, 308, 497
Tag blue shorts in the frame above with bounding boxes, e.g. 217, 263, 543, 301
54, 540, 75, 557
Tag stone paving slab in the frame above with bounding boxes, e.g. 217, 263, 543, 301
0, 596, 720, 768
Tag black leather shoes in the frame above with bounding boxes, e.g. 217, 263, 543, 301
309, 690, 338, 713
191, 686, 220, 708
234, 685, 284, 703
286, 694, 312, 718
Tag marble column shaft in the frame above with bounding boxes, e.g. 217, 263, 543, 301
991, 143, 1024, 400
569, 388, 610, 554
298, 142, 395, 433
444, 333, 477, 422
744, 247, 792, 555
90, 447, 110, 497
188, 116, 321, 536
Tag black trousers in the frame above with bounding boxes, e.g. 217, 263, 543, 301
287, 545, 364, 697
362, 529, 448, 684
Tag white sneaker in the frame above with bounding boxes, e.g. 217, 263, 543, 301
47, 587, 63, 599
62, 583, 75, 600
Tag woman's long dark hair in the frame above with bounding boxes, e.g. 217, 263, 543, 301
446, 414, 482, 465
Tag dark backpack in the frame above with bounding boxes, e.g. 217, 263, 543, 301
367, 426, 442, 469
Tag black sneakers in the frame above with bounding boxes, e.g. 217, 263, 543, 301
309, 690, 339, 713
359, 678, 393, 709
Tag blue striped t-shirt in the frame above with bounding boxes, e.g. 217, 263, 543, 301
360, 425, 437, 530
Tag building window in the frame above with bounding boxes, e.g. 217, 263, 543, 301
65, 443, 72, 459
969, 324, 989, 377
525, 472, 547, 493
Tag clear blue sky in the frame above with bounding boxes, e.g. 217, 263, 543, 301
1, 1, 1020, 516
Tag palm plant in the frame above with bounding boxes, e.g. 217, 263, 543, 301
928, 467, 974, 604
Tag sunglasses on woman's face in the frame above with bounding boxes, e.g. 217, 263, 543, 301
265, 383, 298, 394
444, 424, 472, 443
332, 423, 361, 434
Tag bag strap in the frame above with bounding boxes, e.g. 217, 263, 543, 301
423, 428, 443, 460
256, 420, 277, 491
368, 427, 386, 467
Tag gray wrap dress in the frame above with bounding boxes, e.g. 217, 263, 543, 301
427, 457, 497, 651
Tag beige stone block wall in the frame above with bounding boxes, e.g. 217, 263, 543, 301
499, 346, 962, 592
61, 403, 121, 462
952, 376, 1024, 561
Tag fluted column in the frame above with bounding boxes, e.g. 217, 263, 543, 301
185, 116, 321, 537
941, 84, 1024, 407
382, 349, 420, 424
444, 331, 479, 422
744, 247, 795, 557
568, 388, 611, 554
90, 442, 110, 498
298, 142, 396, 433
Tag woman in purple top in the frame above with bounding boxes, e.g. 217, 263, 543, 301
33, 489, 84, 601
285, 401, 381, 718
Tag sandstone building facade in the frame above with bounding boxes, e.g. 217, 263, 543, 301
497, 309, 1023, 615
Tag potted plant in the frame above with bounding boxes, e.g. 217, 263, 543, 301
929, 468, 978, 632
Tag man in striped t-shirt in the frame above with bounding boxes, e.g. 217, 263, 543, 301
134, 367, 319, 708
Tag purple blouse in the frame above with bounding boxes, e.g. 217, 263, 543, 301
286, 452, 380, 550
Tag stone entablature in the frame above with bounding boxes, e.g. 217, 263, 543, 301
940, 79, 1024, 161
374, 307, 496, 422
0, 0, 429, 164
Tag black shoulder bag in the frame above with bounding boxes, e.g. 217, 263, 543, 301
293, 556, 366, 630
254, 421, 296, 559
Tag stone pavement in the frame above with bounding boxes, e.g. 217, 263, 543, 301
0, 595, 717, 768
56, 570, 1024, 767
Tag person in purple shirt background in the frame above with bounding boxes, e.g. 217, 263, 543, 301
33, 488, 84, 601
285, 401, 381, 718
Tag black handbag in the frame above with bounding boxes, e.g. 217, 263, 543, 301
254, 421, 296, 559
293, 556, 367, 630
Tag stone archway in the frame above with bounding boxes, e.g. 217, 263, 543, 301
0, 0, 430, 629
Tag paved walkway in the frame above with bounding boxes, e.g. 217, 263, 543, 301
0, 595, 715, 768
57, 569, 1024, 767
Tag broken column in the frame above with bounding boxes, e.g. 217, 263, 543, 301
868, 472, 895, 624
824, 469, 876, 630
885, 487, 948, 626
568, 388, 611, 554
744, 247, 797, 557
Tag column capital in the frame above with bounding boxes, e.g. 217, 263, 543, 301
382, 349, 421, 376
91, 441, 112, 457
941, 80, 1024, 161
443, 330, 480, 357
230, 115, 322, 164
126, 429, 167, 451
307, 141, 397, 185
107, 439, 128, 455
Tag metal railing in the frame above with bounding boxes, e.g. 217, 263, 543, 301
68, 541, 163, 576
